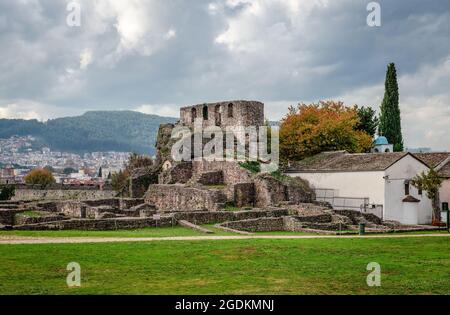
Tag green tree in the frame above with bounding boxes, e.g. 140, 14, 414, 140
265, 119, 272, 154
43, 165, 55, 173
63, 167, 77, 175
111, 170, 128, 194
0, 185, 15, 201
356, 106, 379, 137
98, 166, 103, 178
126, 153, 153, 172
379, 63, 404, 151
412, 168, 443, 225
24, 168, 56, 188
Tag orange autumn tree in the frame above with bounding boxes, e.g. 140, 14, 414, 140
280, 101, 373, 163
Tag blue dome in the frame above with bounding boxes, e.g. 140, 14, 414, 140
373, 136, 389, 145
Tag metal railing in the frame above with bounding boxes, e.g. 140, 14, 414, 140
314, 188, 368, 210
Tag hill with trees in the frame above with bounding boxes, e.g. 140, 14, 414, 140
0, 111, 177, 155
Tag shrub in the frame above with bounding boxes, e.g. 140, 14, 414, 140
239, 161, 261, 174
24, 168, 56, 188
0, 185, 15, 201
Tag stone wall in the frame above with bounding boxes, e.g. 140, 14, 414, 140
173, 208, 290, 225
129, 167, 160, 198
283, 216, 344, 232
145, 184, 227, 211
14, 213, 68, 226
234, 183, 255, 208
12, 188, 116, 201
221, 217, 285, 232
159, 162, 193, 184
54, 198, 145, 219
333, 210, 383, 225
254, 174, 314, 207
192, 161, 252, 185
254, 175, 287, 207
219, 213, 344, 233
0, 209, 25, 225
58, 201, 90, 218
197, 171, 224, 186
14, 216, 175, 231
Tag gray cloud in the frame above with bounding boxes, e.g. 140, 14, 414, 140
0, 0, 449, 150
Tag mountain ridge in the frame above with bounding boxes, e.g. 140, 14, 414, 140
0, 111, 178, 155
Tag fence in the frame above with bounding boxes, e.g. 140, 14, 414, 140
314, 188, 382, 218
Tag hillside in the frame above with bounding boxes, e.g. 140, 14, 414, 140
0, 111, 178, 155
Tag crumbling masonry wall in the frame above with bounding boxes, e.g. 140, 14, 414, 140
180, 100, 264, 129
145, 185, 227, 212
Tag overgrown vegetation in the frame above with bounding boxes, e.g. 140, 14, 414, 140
0, 185, 15, 201
239, 161, 261, 174
21, 211, 42, 218
224, 201, 241, 212
111, 153, 155, 194
412, 168, 443, 224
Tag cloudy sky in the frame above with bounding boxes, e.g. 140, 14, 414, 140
0, 0, 449, 150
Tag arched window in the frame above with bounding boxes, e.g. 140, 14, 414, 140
374, 148, 379, 153
385, 148, 390, 153
215, 105, 221, 126
191, 108, 197, 123
228, 103, 234, 118
203, 105, 208, 120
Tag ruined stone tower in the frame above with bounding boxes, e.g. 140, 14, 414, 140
180, 100, 265, 129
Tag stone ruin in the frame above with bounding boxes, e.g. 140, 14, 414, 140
0, 100, 440, 234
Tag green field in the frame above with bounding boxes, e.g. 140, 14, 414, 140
0, 236, 448, 295
0, 226, 445, 238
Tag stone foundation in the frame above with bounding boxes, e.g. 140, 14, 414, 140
12, 188, 116, 201
173, 208, 291, 225
145, 185, 227, 211
221, 217, 285, 232
14, 216, 175, 231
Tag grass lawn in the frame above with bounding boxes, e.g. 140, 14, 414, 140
0, 226, 446, 238
0, 237, 448, 295
0, 226, 205, 238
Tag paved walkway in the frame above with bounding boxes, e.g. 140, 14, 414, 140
0, 233, 449, 245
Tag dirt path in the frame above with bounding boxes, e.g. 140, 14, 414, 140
0, 233, 449, 245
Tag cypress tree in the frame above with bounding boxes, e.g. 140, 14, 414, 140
379, 63, 404, 151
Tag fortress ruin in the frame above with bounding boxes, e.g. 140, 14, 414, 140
0, 101, 439, 234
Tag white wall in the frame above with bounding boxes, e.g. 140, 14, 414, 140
287, 154, 434, 225
384, 154, 432, 224
287, 171, 385, 204
440, 179, 450, 209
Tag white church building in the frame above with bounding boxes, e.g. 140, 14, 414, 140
285, 150, 433, 225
